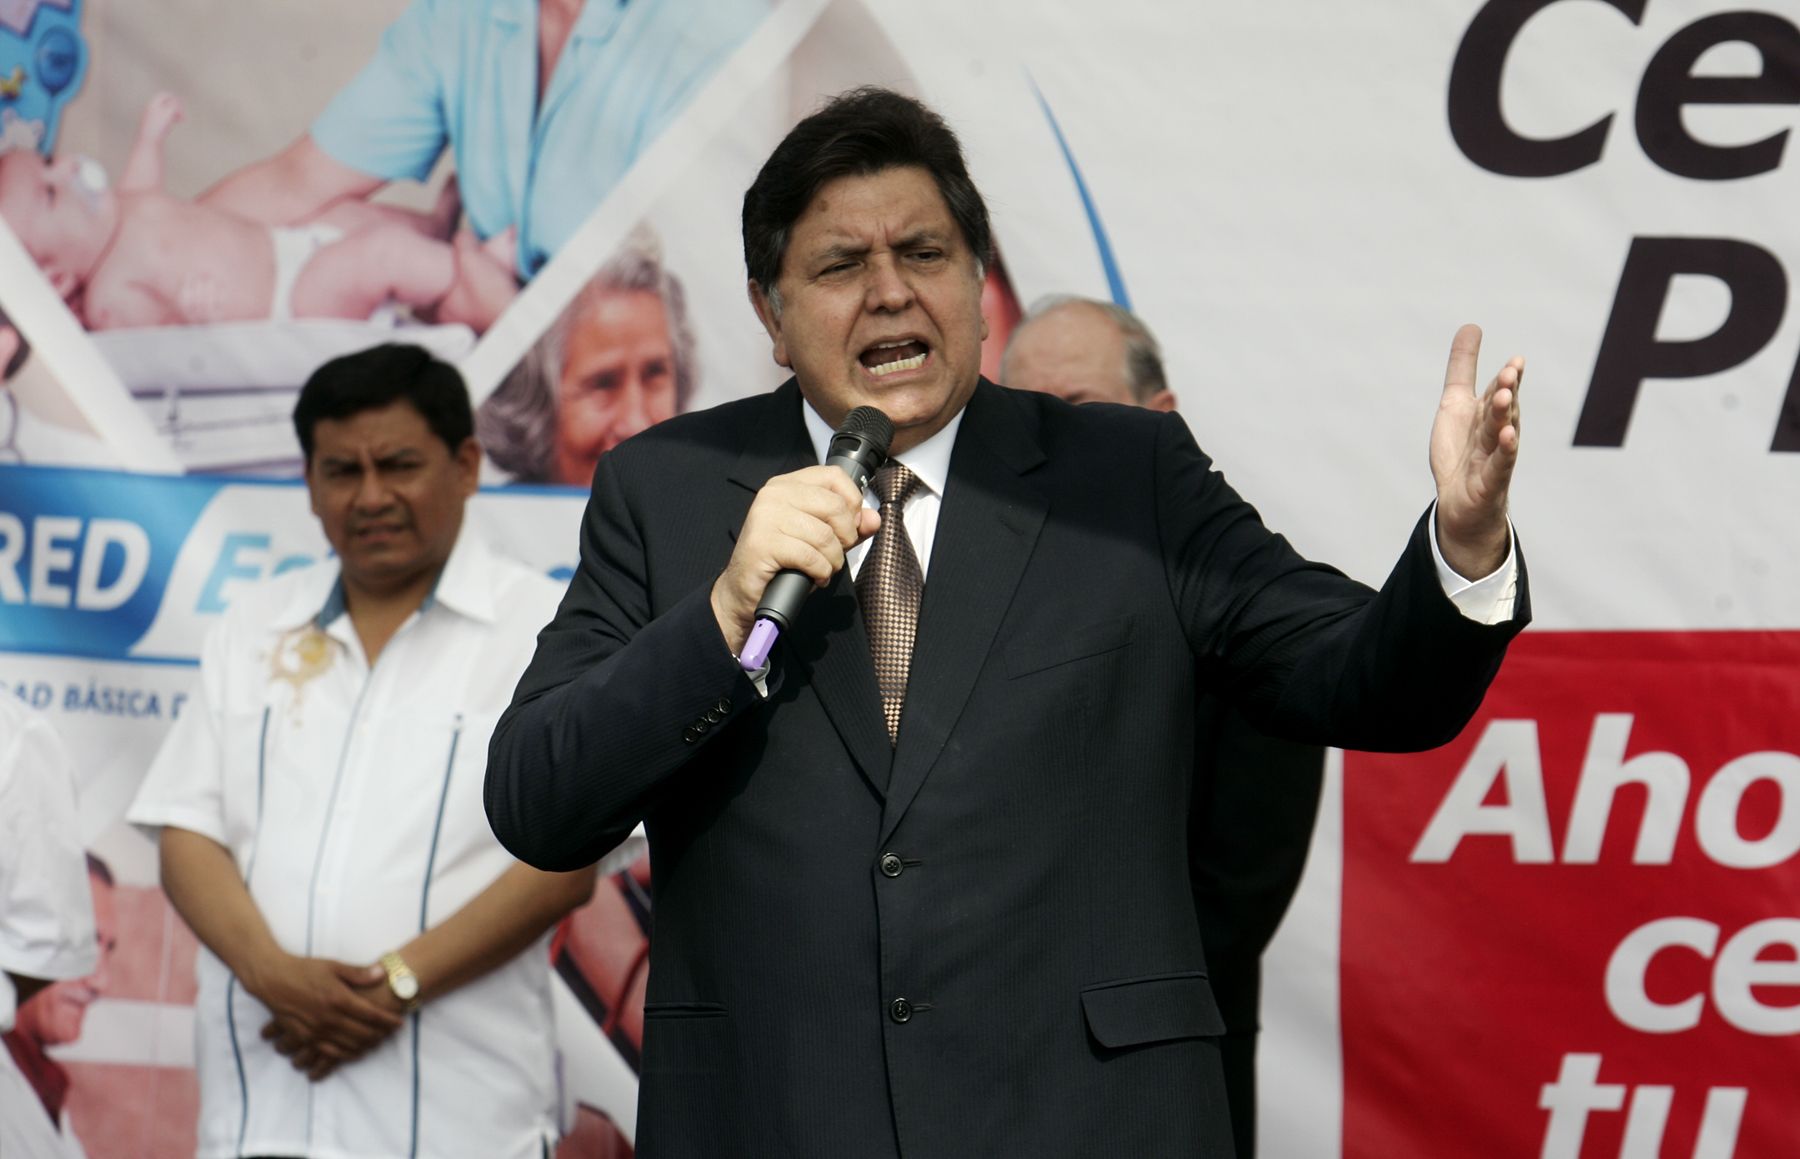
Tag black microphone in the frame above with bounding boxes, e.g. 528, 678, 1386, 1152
739, 405, 894, 669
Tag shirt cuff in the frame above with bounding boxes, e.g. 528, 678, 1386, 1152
1427, 502, 1519, 625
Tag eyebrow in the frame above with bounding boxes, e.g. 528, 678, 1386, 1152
810, 228, 952, 266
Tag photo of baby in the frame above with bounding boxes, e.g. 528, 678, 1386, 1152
0, 0, 773, 474
0, 94, 510, 334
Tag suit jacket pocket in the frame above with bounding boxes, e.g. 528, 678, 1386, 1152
641, 1002, 729, 1077
1080, 971, 1225, 1049
1006, 614, 1135, 679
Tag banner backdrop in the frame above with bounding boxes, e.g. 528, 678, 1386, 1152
1, 1, 1796, 1155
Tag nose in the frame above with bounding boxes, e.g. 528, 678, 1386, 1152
864, 254, 914, 313
352, 460, 392, 511
609, 376, 652, 446
87, 952, 111, 995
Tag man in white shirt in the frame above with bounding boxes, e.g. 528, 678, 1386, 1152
130, 343, 594, 1159
0, 700, 100, 1159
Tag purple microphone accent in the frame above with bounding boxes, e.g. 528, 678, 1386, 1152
740, 616, 779, 672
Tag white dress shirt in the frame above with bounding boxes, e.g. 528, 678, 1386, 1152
0, 698, 96, 1035
129, 530, 563, 1159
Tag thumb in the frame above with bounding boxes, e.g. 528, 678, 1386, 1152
333, 960, 386, 987
856, 508, 882, 544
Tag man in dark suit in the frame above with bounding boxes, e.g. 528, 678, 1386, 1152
487, 87, 1528, 1158
1003, 295, 1326, 1158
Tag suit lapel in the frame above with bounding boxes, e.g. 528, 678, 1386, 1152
879, 382, 1047, 848
729, 381, 893, 798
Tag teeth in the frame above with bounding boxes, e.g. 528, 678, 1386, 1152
867, 352, 926, 377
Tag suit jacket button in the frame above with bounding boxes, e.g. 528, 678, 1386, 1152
683, 725, 702, 743
889, 997, 912, 1024
715, 697, 732, 714
879, 852, 903, 878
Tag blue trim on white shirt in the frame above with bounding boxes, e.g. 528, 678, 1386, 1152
227, 704, 272, 1156
407, 712, 463, 1156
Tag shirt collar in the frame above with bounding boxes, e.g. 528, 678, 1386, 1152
491, 0, 627, 37
802, 401, 964, 503
267, 525, 501, 632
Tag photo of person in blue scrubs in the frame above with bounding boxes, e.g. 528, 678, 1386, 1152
198, 0, 771, 330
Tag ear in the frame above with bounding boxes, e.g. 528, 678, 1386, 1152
304, 462, 324, 518
1145, 389, 1177, 414
453, 436, 482, 497
747, 280, 791, 369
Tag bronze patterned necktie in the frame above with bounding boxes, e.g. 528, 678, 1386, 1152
856, 462, 923, 744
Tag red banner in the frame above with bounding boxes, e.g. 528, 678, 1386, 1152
1342, 632, 1800, 1158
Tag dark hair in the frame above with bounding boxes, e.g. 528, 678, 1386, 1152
741, 87, 992, 302
293, 343, 473, 460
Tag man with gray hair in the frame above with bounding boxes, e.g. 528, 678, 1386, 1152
1003, 294, 1324, 1159
1001, 294, 1177, 411
479, 229, 699, 486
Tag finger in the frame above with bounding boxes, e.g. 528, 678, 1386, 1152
1493, 384, 1522, 455
778, 511, 851, 565
1441, 323, 1484, 402
1509, 379, 1524, 448
292, 1045, 326, 1076
821, 469, 869, 512
778, 467, 869, 516
338, 992, 406, 1033
855, 508, 882, 544
770, 473, 864, 521
313, 1018, 372, 1053
317, 1030, 365, 1059
774, 541, 836, 589
331, 960, 386, 988
820, 497, 865, 549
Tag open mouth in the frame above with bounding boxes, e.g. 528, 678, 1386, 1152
859, 339, 929, 378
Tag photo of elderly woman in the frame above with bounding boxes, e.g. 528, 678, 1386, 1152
479, 229, 697, 487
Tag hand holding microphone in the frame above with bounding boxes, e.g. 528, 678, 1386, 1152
709, 407, 894, 667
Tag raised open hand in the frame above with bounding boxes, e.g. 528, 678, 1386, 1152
1430, 323, 1522, 579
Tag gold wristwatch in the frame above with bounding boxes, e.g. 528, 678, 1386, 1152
378, 951, 422, 1012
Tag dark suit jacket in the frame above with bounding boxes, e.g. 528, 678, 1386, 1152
487, 379, 1527, 1158
1189, 702, 1324, 1159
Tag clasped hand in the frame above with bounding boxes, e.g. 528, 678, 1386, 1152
247, 951, 402, 1082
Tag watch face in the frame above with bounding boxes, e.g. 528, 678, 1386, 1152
392, 973, 419, 1001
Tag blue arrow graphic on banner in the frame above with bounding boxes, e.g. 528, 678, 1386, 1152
1030, 75, 1131, 310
